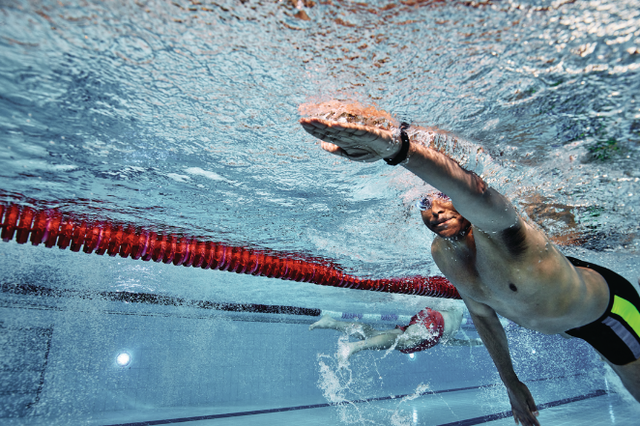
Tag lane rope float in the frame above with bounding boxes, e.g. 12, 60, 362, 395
0, 202, 461, 299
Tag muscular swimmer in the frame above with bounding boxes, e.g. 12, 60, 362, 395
300, 108, 640, 426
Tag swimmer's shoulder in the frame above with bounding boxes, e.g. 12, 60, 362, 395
474, 215, 548, 261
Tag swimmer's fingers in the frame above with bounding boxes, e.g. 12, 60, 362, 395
320, 141, 379, 163
512, 407, 540, 426
508, 382, 540, 426
513, 410, 540, 426
320, 141, 343, 155
301, 117, 398, 160
301, 117, 393, 144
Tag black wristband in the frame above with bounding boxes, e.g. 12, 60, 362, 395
384, 122, 410, 166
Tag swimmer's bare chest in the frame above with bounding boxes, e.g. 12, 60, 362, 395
432, 226, 582, 334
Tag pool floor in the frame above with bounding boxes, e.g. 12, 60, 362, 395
8, 375, 636, 426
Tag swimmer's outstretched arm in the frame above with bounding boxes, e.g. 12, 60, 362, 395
462, 295, 540, 426
299, 118, 519, 233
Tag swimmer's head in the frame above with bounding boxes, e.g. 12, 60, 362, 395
416, 192, 451, 211
418, 192, 471, 239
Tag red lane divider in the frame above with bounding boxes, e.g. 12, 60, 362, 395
0, 202, 461, 299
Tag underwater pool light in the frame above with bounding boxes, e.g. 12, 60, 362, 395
408, 353, 416, 360
116, 352, 131, 367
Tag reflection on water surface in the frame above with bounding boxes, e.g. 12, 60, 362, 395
0, 0, 639, 279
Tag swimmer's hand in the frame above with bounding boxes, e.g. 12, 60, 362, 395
300, 117, 400, 163
507, 380, 540, 426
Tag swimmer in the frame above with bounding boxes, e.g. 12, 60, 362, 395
300, 105, 640, 426
309, 307, 483, 363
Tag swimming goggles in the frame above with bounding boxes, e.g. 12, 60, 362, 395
416, 192, 451, 211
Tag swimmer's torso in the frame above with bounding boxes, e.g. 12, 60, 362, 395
431, 218, 610, 335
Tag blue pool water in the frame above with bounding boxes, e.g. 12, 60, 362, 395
1, 0, 640, 424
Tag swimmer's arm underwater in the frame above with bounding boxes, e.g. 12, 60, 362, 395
463, 295, 540, 426
300, 117, 519, 233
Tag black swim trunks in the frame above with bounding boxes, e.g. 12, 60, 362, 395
565, 256, 640, 366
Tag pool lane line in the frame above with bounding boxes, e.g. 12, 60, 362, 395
1, 281, 322, 317
101, 386, 604, 426
1, 282, 406, 321
1, 281, 428, 325
436, 389, 607, 426
0, 202, 461, 299
101, 385, 489, 426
